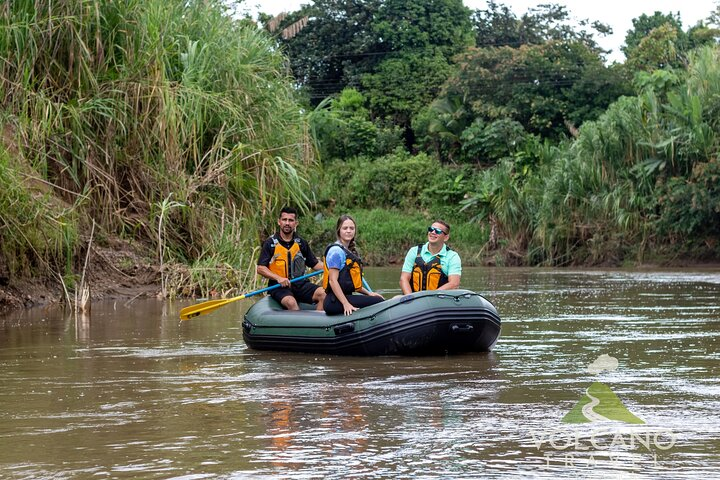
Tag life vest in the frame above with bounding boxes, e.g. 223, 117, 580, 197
323, 243, 363, 295
411, 244, 449, 292
268, 234, 306, 279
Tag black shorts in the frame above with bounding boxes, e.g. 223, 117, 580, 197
269, 280, 321, 304
323, 292, 384, 315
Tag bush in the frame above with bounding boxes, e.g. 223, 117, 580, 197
460, 118, 529, 163
308, 88, 403, 161
318, 149, 482, 214
301, 209, 488, 267
0, 147, 77, 278
656, 157, 720, 238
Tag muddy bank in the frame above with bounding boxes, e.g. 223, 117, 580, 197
2, 240, 719, 318
0, 238, 161, 317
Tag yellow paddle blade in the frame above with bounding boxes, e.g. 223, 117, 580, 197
179, 294, 246, 320
178, 270, 323, 320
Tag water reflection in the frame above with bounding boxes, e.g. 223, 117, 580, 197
75, 312, 91, 342
0, 268, 719, 478
258, 379, 370, 469
236, 352, 501, 478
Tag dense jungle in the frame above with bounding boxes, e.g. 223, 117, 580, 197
1, 0, 719, 314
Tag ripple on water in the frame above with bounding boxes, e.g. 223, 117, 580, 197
2, 268, 719, 478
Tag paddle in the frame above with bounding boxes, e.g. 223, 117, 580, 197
179, 270, 323, 320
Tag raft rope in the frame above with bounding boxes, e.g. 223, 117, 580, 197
243, 292, 494, 331
321, 291, 493, 329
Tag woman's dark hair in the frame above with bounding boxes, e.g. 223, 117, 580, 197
335, 214, 357, 255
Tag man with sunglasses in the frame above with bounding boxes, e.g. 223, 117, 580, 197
399, 220, 461, 294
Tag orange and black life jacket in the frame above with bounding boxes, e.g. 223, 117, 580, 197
323, 243, 363, 295
411, 244, 449, 292
268, 235, 306, 279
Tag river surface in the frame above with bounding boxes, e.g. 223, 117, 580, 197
1, 267, 719, 479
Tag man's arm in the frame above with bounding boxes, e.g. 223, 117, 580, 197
300, 239, 324, 272
437, 274, 460, 290
399, 271, 413, 295
256, 265, 290, 287
436, 250, 461, 290
399, 247, 416, 295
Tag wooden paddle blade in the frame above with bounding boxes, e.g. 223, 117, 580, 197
179, 295, 245, 320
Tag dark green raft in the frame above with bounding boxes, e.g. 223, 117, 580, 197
242, 289, 501, 356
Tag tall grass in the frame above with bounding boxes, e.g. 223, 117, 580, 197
0, 0, 314, 296
0, 144, 77, 280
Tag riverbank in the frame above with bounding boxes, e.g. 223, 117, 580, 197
2, 234, 718, 318
0, 237, 160, 317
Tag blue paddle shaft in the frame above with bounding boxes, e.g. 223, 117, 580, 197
247, 270, 322, 298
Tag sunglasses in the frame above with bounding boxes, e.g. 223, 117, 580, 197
427, 226, 447, 235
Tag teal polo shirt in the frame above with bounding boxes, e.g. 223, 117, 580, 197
401, 243, 462, 276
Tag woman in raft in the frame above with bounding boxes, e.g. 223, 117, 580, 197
322, 214, 384, 315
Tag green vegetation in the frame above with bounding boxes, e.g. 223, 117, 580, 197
275, 1, 720, 267
0, 145, 77, 282
2, 0, 720, 308
0, 0, 313, 298
301, 209, 488, 267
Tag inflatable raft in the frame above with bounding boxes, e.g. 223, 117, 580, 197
242, 289, 501, 356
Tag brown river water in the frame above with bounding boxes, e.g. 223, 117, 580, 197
1, 267, 718, 479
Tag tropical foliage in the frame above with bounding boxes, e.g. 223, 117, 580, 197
3, 0, 720, 306
0, 0, 313, 296
461, 46, 720, 265
292, 2, 720, 266
0, 144, 77, 282
471, 1, 612, 52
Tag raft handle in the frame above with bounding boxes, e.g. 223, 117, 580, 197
399, 295, 414, 303
450, 323, 474, 333
334, 323, 355, 335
